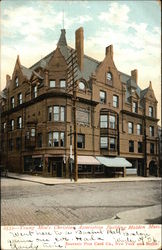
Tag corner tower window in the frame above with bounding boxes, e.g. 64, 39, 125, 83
79, 81, 85, 91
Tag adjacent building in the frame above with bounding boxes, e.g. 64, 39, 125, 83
0, 27, 159, 178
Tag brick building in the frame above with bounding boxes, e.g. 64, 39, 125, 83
0, 27, 159, 178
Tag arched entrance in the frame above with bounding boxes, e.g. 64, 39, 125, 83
149, 161, 157, 176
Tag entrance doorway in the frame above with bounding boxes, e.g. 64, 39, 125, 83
149, 161, 157, 176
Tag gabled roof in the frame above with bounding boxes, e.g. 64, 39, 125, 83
140, 87, 149, 99
20, 65, 33, 80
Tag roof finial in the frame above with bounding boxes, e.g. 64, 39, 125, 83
63, 8, 64, 29
149, 81, 152, 88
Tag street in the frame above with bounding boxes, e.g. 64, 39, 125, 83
1, 178, 161, 225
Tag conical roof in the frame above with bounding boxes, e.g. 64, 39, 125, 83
57, 29, 67, 47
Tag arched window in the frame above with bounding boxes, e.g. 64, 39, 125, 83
79, 81, 85, 91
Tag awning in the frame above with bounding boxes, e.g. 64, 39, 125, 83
96, 157, 132, 168
71, 156, 100, 165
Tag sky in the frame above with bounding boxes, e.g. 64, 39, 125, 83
0, 0, 161, 123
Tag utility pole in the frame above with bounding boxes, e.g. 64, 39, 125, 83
66, 50, 78, 182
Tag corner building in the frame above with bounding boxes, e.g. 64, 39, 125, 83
0, 28, 159, 178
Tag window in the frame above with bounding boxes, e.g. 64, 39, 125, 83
48, 106, 65, 122
37, 133, 42, 147
100, 137, 108, 149
31, 128, 36, 137
129, 140, 134, 152
128, 122, 133, 134
2, 122, 6, 133
48, 132, 65, 147
110, 137, 116, 150
54, 106, 59, 121
49, 80, 56, 88
48, 106, 52, 121
107, 72, 112, 81
10, 119, 14, 131
16, 137, 21, 150
11, 97, 15, 108
133, 101, 138, 113
60, 107, 65, 121
100, 115, 108, 128
33, 86, 37, 98
138, 142, 143, 153
17, 117, 22, 129
60, 132, 65, 147
15, 77, 19, 87
79, 81, 85, 90
137, 124, 142, 135
9, 139, 14, 151
100, 91, 106, 104
149, 126, 154, 137
54, 106, 65, 122
113, 95, 119, 107
77, 134, 85, 148
150, 143, 154, 154
109, 115, 116, 129
18, 93, 22, 105
54, 132, 59, 147
149, 106, 153, 117
60, 80, 66, 88
48, 132, 52, 147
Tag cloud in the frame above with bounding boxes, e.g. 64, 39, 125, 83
99, 2, 130, 29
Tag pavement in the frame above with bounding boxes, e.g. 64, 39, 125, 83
3, 172, 162, 225
5, 172, 162, 185
92, 204, 162, 224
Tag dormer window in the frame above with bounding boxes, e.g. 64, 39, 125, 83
149, 106, 153, 117
15, 77, 19, 87
107, 72, 113, 85
133, 101, 138, 113
33, 86, 37, 98
79, 81, 85, 91
11, 96, 15, 108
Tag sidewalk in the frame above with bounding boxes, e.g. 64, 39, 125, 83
6, 172, 161, 185
92, 204, 162, 224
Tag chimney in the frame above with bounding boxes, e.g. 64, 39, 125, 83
6, 74, 11, 88
131, 69, 138, 83
75, 27, 84, 72
105, 45, 113, 58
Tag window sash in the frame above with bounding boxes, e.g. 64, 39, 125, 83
149, 126, 154, 137
149, 107, 153, 117
60, 107, 65, 121
50, 80, 56, 88
129, 141, 134, 152
113, 95, 118, 107
110, 138, 116, 149
133, 102, 137, 113
138, 142, 143, 153
137, 124, 142, 135
128, 122, 133, 134
31, 128, 35, 137
60, 80, 66, 88
100, 115, 108, 128
54, 106, 59, 121
18, 117, 22, 128
77, 134, 85, 148
109, 115, 115, 129
100, 137, 108, 148
100, 91, 106, 103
